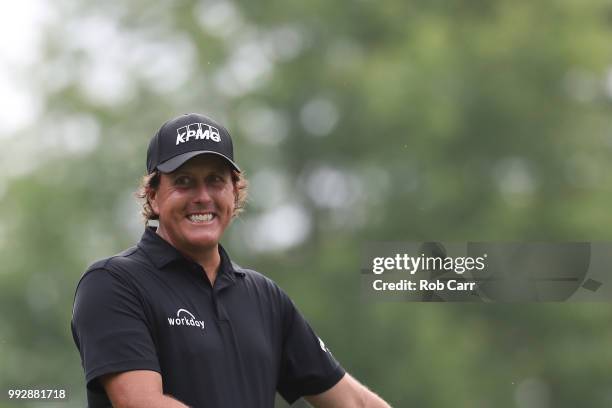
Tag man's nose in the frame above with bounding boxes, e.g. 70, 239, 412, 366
193, 183, 213, 203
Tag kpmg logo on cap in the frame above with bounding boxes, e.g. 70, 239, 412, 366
176, 122, 221, 145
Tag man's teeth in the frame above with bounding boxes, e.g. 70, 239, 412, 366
188, 214, 214, 222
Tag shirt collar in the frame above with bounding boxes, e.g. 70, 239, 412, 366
137, 227, 244, 280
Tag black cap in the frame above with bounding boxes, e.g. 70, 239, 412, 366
147, 113, 240, 174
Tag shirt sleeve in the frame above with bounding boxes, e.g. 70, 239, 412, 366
276, 294, 346, 403
71, 267, 160, 393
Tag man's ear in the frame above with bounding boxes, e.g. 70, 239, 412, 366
232, 181, 240, 215
148, 187, 160, 216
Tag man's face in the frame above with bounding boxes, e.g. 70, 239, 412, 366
149, 154, 237, 256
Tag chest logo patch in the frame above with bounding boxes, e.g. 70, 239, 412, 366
167, 308, 205, 331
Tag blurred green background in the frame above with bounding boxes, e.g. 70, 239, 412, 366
2, 0, 612, 407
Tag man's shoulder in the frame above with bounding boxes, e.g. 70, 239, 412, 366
232, 262, 273, 285
86, 245, 143, 272
231, 262, 291, 302
77, 246, 148, 287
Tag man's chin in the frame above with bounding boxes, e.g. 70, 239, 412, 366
184, 235, 220, 250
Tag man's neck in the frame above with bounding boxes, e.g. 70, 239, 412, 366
191, 249, 221, 286
155, 228, 221, 286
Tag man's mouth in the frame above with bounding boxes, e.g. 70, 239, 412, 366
187, 213, 215, 223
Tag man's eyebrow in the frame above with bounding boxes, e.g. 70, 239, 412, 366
170, 170, 192, 177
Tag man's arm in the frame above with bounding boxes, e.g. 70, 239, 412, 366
101, 370, 189, 408
305, 373, 391, 408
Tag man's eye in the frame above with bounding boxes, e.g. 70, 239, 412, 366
175, 176, 191, 186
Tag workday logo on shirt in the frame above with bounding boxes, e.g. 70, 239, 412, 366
167, 308, 205, 331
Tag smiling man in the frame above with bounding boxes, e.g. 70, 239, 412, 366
71, 113, 391, 408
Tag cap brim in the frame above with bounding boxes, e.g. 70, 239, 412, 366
156, 151, 241, 173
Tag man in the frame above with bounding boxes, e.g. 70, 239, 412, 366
71, 113, 391, 407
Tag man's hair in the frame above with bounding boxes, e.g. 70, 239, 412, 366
135, 169, 249, 223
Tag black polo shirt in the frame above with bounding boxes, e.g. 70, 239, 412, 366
71, 227, 345, 407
